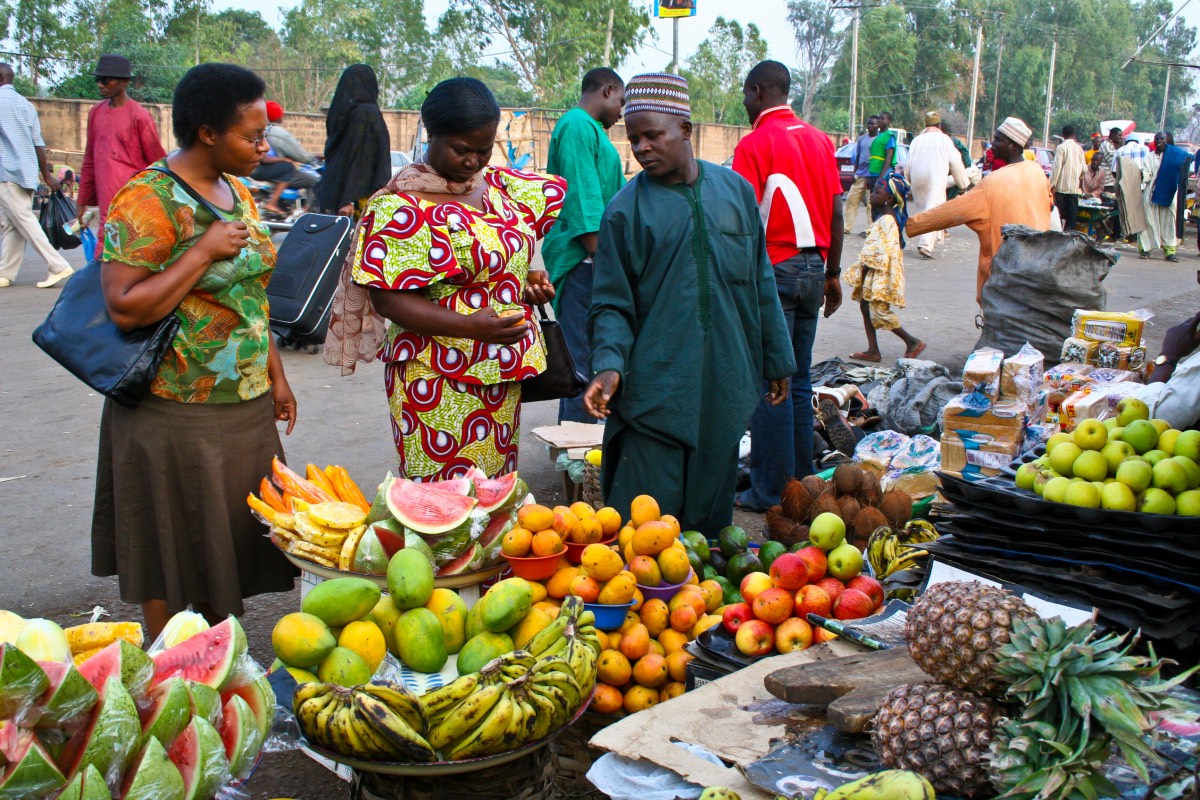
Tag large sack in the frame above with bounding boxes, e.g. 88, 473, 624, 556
976, 226, 1117, 363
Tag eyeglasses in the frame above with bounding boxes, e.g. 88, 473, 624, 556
95, 76, 121, 84
227, 125, 274, 147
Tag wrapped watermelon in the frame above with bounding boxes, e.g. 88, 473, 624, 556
409, 508, 490, 567
351, 528, 389, 575
364, 473, 396, 525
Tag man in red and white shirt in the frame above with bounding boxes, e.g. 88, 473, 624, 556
731, 59, 844, 510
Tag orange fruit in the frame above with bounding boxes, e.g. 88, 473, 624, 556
531, 530, 565, 557
567, 574, 601, 603
545, 567, 581, 599
619, 623, 650, 661
630, 495, 661, 527
595, 507, 622, 538
632, 653, 668, 688
517, 504, 554, 533
665, 651, 694, 682
623, 684, 659, 713
658, 629, 688, 655
500, 528, 533, 558
591, 683, 624, 714
660, 681, 686, 702
597, 650, 632, 686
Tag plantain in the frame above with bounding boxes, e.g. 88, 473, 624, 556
821, 769, 936, 799
294, 681, 336, 708
357, 682, 429, 735
522, 682, 558, 740
427, 681, 506, 751
326, 699, 362, 757
419, 673, 480, 722
443, 690, 516, 761
353, 691, 437, 762
350, 701, 413, 761
564, 636, 598, 692
313, 689, 347, 750
528, 679, 572, 728
576, 609, 595, 627
524, 614, 569, 656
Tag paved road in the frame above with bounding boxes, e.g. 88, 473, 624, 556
0, 211, 1196, 796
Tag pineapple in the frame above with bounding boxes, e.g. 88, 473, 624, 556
872, 683, 1002, 798
904, 581, 1036, 697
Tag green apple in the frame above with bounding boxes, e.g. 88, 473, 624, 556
1176, 489, 1200, 517
1048, 443, 1083, 477
1176, 430, 1200, 462
826, 542, 864, 580
1104, 417, 1119, 430
1137, 488, 1176, 515
1123, 419, 1159, 455
1100, 482, 1137, 512
1064, 482, 1101, 509
1100, 441, 1135, 474
1149, 418, 1172, 437
1116, 397, 1150, 426
1043, 476, 1072, 504
1073, 419, 1108, 451
1045, 432, 1074, 453
809, 512, 846, 550
1151, 459, 1189, 495
1015, 463, 1039, 490
1116, 459, 1153, 493
1033, 468, 1059, 496
1143, 449, 1170, 466
1172, 456, 1200, 490
1110, 426, 1124, 441
1071, 450, 1108, 482
1157, 428, 1181, 456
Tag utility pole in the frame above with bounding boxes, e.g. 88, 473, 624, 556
848, 8, 860, 139
604, 6, 614, 65
1160, 66, 1171, 130
672, 18, 679, 72
1042, 35, 1058, 146
967, 23, 983, 157
990, 30, 1005, 134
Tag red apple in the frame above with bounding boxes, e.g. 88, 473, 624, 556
813, 626, 838, 644
794, 546, 828, 583
768, 552, 809, 590
795, 584, 832, 618
721, 602, 754, 634
752, 587, 795, 624
847, 575, 885, 608
739, 572, 774, 604
832, 588, 875, 620
774, 617, 814, 653
815, 577, 846, 603
734, 619, 775, 657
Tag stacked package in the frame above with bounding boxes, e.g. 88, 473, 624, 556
1048, 309, 1150, 429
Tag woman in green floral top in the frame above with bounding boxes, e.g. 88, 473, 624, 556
93, 64, 297, 639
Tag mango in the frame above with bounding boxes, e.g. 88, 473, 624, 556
545, 567, 581, 599
657, 548, 691, 585
465, 603, 488, 640
301, 577, 382, 627
393, 608, 448, 673
478, 578, 534, 632
316, 646, 373, 685
597, 573, 637, 605
628, 555, 662, 587
532, 600, 562, 619
425, 588, 469, 654
456, 632, 514, 675
511, 607, 553, 649
581, 544, 623, 582
630, 495, 661, 527
337, 620, 387, 673
387, 549, 434, 610
632, 521, 674, 556
271, 613, 336, 669
365, 595, 402, 656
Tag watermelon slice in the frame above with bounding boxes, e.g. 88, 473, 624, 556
185, 682, 222, 730
427, 477, 473, 496
168, 717, 229, 800
0, 735, 64, 798
151, 617, 247, 692
50, 763, 109, 800
369, 520, 407, 558
473, 472, 521, 513
78, 640, 153, 701
0, 644, 49, 720
477, 510, 516, 554
364, 473, 396, 525
139, 677, 191, 749
438, 543, 479, 576
35, 661, 97, 729
387, 479, 477, 534
119, 736, 184, 800
219, 695, 263, 779
57, 676, 140, 788
221, 673, 275, 743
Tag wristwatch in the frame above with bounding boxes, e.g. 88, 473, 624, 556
1154, 354, 1176, 367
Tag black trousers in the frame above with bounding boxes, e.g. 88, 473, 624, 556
1055, 192, 1080, 232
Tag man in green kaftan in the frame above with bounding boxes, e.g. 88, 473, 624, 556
584, 73, 796, 535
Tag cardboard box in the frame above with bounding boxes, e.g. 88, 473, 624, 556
941, 393, 1026, 443
963, 348, 1004, 399
941, 432, 1021, 478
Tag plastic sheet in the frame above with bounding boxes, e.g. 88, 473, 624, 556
585, 742, 726, 800
352, 528, 389, 575
147, 611, 210, 656
865, 359, 964, 437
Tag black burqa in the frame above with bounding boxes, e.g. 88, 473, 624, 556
319, 64, 391, 213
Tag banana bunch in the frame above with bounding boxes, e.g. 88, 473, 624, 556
865, 520, 939, 601
811, 769, 936, 800
293, 681, 436, 762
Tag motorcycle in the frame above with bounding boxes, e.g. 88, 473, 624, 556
241, 160, 323, 231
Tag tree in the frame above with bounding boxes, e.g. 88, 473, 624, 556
11, 0, 73, 87
681, 17, 767, 125
786, 0, 847, 121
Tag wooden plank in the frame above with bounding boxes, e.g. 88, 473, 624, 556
763, 648, 928, 733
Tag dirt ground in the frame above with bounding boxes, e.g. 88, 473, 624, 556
1, 205, 1197, 797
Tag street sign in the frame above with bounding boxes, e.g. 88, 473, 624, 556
653, 0, 697, 18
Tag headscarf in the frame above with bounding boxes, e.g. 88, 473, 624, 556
319, 64, 391, 212
882, 172, 911, 247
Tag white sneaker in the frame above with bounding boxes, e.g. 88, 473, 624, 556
0, 278, 10, 288
36, 267, 74, 288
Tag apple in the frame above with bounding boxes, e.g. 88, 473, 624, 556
752, 587, 795, 624
1110, 426, 1125, 441
1158, 429, 1181, 456
739, 572, 775, 604
795, 584, 832, 618
1043, 476, 1072, 503
721, 602, 753, 634
1151, 458, 1189, 495
794, 545, 828, 582
813, 626, 838, 644
1033, 467, 1059, 496
1138, 488, 1177, 515
1143, 449, 1170, 466
1116, 459, 1153, 493
815, 577, 846, 603
847, 575, 885, 608
774, 617, 814, 654
826, 543, 864, 581
1048, 442, 1082, 476
1149, 418, 1172, 437
768, 553, 809, 591
1100, 441, 1135, 474
809, 512, 847, 551
832, 588, 875, 620
1063, 481, 1101, 509
1104, 417, 1119, 430
734, 619, 776, 657
1123, 419, 1159, 455
1071, 450, 1108, 482
1015, 463, 1039, 490
1116, 397, 1150, 426
1073, 419, 1108, 451
1177, 489, 1200, 517
1176, 430, 1200, 462
1100, 481, 1137, 512
1045, 431, 1074, 453
1172, 455, 1200, 489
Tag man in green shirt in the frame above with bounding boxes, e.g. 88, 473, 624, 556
583, 73, 796, 535
542, 67, 626, 423
868, 111, 897, 184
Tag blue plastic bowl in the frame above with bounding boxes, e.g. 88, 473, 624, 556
584, 600, 636, 631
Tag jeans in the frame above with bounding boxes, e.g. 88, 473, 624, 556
556, 259, 600, 424
1055, 192, 1079, 231
743, 252, 825, 508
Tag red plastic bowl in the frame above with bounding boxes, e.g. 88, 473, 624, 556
564, 533, 618, 564
636, 570, 695, 603
502, 551, 562, 581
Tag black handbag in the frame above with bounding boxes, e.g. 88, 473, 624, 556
521, 304, 587, 403
31, 165, 230, 408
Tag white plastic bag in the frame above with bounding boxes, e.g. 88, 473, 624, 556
586, 742, 726, 800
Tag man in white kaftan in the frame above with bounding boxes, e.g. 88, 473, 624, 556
907, 111, 968, 258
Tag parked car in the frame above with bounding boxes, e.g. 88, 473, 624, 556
1029, 147, 1054, 178
834, 141, 910, 192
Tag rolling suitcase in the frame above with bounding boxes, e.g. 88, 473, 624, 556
267, 212, 353, 352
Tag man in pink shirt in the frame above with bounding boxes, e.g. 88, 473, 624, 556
76, 54, 166, 233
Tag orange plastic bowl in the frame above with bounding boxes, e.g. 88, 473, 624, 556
502, 551, 562, 581
564, 533, 618, 565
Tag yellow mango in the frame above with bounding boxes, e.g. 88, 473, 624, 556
597, 573, 637, 605
657, 547, 691, 585
581, 544, 623, 582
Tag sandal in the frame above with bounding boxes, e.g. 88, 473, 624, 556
849, 351, 882, 363
904, 341, 927, 359
818, 398, 858, 457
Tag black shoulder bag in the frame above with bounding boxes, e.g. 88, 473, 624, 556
32, 165, 231, 408
520, 304, 588, 403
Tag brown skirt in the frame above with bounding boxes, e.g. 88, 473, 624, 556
91, 394, 297, 617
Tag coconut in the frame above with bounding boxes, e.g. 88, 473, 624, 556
837, 495, 861, 526
853, 507, 889, 550
856, 469, 883, 507
766, 513, 796, 544
879, 489, 913, 529
832, 464, 862, 497
780, 480, 813, 521
780, 523, 810, 548
808, 492, 841, 523
800, 475, 828, 498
